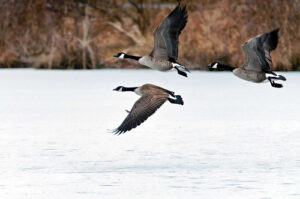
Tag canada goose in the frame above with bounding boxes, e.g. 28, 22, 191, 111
112, 84, 184, 134
208, 28, 286, 88
113, 4, 190, 77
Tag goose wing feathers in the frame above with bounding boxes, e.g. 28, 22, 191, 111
114, 94, 168, 135
242, 28, 279, 71
150, 4, 188, 61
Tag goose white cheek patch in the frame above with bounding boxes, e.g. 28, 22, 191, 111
212, 63, 218, 69
119, 54, 125, 59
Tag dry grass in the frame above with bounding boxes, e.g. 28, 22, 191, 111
0, 0, 299, 70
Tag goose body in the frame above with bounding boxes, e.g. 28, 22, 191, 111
208, 28, 286, 88
232, 68, 266, 83
113, 84, 183, 134
114, 4, 190, 77
138, 56, 172, 71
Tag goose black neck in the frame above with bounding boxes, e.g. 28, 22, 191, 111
217, 63, 236, 71
124, 54, 141, 61
122, 87, 138, 92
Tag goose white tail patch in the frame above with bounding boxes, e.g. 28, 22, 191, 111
212, 63, 218, 69
169, 95, 177, 100
265, 73, 280, 79
265, 73, 274, 78
172, 63, 189, 72
172, 63, 180, 67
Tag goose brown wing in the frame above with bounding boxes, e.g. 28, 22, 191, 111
242, 28, 279, 71
114, 94, 168, 135
150, 4, 188, 61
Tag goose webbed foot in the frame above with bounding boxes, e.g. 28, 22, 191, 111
271, 82, 283, 88
265, 71, 287, 81
278, 75, 286, 81
268, 77, 283, 88
266, 71, 286, 88
175, 68, 188, 77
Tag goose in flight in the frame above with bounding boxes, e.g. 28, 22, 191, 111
112, 84, 184, 134
114, 3, 190, 77
208, 28, 286, 88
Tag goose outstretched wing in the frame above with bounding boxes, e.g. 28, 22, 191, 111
150, 4, 188, 61
114, 94, 168, 135
242, 28, 279, 71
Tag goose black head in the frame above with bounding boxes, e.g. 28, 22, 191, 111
113, 86, 124, 91
113, 52, 126, 59
207, 62, 220, 71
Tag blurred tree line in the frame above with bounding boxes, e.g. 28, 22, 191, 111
0, 0, 299, 70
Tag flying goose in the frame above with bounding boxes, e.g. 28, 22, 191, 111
113, 3, 190, 77
208, 28, 286, 88
112, 84, 184, 134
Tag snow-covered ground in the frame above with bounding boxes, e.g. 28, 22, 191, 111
0, 69, 299, 199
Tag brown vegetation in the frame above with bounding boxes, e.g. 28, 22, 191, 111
0, 0, 299, 70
